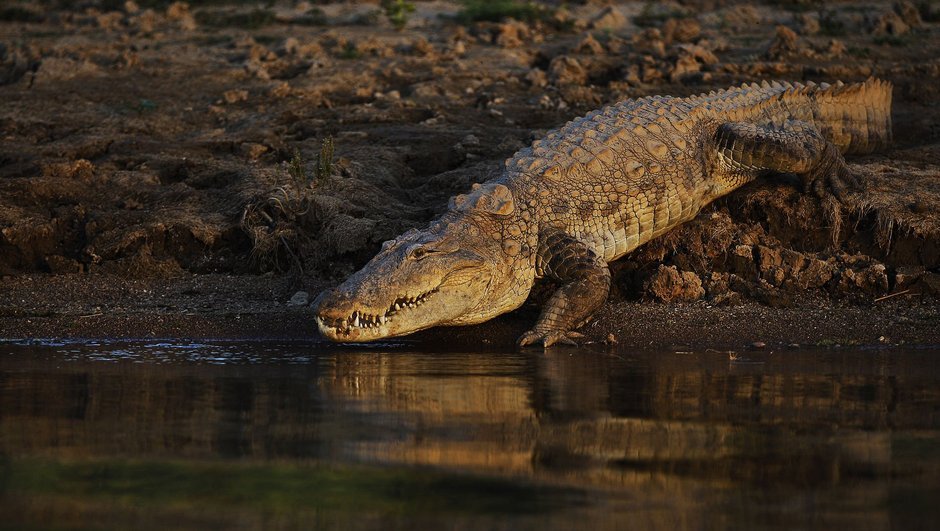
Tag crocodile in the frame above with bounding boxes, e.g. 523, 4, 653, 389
312, 78, 893, 347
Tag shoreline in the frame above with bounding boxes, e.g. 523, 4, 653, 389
2, 274, 937, 351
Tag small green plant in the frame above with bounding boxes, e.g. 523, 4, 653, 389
381, 0, 415, 30
316, 135, 334, 182
339, 42, 361, 59
456, 0, 551, 24
288, 149, 307, 186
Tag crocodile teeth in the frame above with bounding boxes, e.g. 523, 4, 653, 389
352, 314, 359, 327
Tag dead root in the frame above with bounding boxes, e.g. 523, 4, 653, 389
241, 182, 317, 272
821, 194, 843, 248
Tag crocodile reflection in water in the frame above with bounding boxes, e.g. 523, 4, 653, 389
1, 345, 938, 528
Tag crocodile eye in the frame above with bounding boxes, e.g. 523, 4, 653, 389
407, 244, 442, 260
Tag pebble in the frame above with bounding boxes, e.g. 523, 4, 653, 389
288, 291, 309, 306
751, 341, 766, 349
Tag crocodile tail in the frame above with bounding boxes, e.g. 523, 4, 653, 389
812, 77, 893, 155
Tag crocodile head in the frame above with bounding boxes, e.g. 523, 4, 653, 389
312, 183, 530, 342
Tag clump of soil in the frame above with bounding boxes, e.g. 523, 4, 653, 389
1, 0, 939, 341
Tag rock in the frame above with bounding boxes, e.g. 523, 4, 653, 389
728, 245, 757, 277
410, 37, 435, 56
678, 44, 718, 64
495, 21, 527, 48
269, 81, 291, 98
282, 37, 301, 55
662, 18, 701, 44
96, 11, 124, 29
895, 266, 925, 289
240, 142, 268, 160
893, 1, 922, 27
863, 264, 890, 293
871, 11, 909, 36
796, 13, 820, 35
756, 245, 781, 273
706, 271, 730, 297
288, 291, 309, 306
765, 25, 802, 59
166, 1, 188, 19
646, 265, 705, 302
574, 33, 604, 55
751, 341, 766, 349
166, 1, 196, 30
132, 8, 157, 34
670, 44, 719, 83
670, 54, 701, 83
605, 36, 630, 55
460, 134, 480, 147
794, 258, 835, 290
632, 29, 666, 58
639, 59, 665, 84
589, 6, 627, 30
525, 67, 547, 88
548, 55, 587, 86
222, 89, 248, 104
826, 39, 847, 57
839, 262, 889, 294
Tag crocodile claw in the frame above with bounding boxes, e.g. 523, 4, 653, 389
805, 165, 864, 203
517, 329, 584, 348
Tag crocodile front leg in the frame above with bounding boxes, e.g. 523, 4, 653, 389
518, 229, 611, 348
714, 120, 863, 201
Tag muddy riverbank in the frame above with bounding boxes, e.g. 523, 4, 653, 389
1, 0, 939, 347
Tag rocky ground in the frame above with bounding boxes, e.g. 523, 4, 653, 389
1, 0, 939, 349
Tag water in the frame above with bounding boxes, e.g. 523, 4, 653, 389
1, 340, 939, 530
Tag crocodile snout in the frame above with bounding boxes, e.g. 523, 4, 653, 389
311, 287, 350, 321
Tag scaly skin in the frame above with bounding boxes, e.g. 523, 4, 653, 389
312, 79, 893, 347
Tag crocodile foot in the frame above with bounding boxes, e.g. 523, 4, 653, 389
803, 145, 865, 203
806, 166, 864, 203
517, 330, 585, 348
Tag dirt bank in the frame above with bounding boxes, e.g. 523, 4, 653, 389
1, 0, 939, 346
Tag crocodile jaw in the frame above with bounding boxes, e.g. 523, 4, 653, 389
312, 261, 493, 342
314, 285, 445, 342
